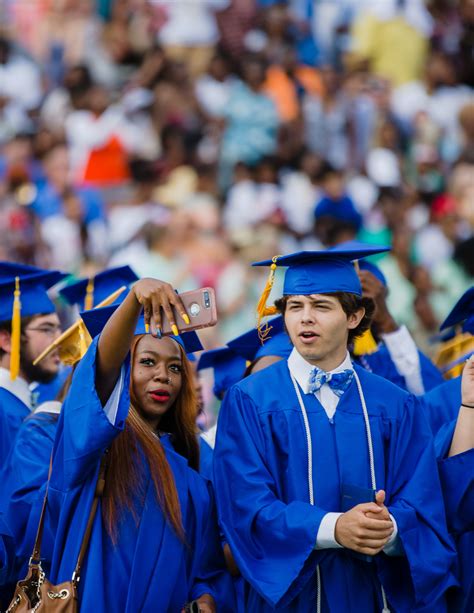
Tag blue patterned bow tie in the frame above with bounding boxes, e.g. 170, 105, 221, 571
30, 389, 39, 410
308, 367, 354, 397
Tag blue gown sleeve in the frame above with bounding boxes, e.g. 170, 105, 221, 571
0, 516, 14, 586
199, 436, 244, 612
0, 392, 29, 467
187, 475, 234, 611
0, 415, 56, 575
419, 378, 461, 437
50, 336, 131, 491
418, 351, 444, 392
213, 385, 326, 608
438, 449, 474, 534
1, 415, 55, 511
199, 437, 214, 483
435, 420, 474, 534
378, 395, 458, 611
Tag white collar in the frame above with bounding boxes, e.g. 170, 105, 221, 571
0, 367, 33, 409
287, 348, 353, 395
33, 401, 62, 415
200, 424, 217, 450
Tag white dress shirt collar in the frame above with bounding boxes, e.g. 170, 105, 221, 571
287, 348, 353, 395
34, 401, 62, 415
0, 367, 33, 410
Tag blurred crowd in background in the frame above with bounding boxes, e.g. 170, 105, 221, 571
0, 0, 473, 356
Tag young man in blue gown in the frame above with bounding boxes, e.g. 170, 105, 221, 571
0, 267, 66, 607
0, 269, 66, 466
214, 245, 457, 612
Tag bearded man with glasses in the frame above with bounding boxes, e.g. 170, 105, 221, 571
0, 268, 65, 466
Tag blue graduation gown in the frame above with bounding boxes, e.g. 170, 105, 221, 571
0, 411, 58, 584
0, 517, 13, 578
199, 436, 214, 483
199, 436, 244, 613
47, 338, 226, 612
0, 389, 30, 466
0, 517, 15, 608
214, 360, 457, 612
435, 422, 474, 613
33, 367, 71, 405
418, 378, 461, 436
357, 346, 443, 394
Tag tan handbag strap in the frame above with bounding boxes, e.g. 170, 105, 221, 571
29, 453, 107, 585
72, 456, 107, 585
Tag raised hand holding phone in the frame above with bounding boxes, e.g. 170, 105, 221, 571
133, 278, 190, 338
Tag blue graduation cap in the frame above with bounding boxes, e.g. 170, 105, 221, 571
80, 304, 203, 355
197, 347, 247, 399
59, 265, 139, 310
227, 316, 293, 362
0, 269, 67, 380
358, 260, 387, 288
314, 195, 363, 231
252, 243, 391, 303
0, 261, 48, 280
0, 270, 66, 322
327, 239, 390, 257
440, 287, 474, 334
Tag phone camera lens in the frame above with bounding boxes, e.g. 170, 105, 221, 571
203, 291, 210, 308
189, 303, 200, 317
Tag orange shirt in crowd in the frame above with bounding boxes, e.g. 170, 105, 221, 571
82, 135, 130, 185
264, 65, 324, 122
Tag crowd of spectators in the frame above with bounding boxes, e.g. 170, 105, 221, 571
0, 0, 473, 353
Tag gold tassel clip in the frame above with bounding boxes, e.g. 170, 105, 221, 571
84, 278, 95, 310
256, 254, 280, 329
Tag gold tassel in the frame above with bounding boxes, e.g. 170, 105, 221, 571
256, 255, 280, 328
434, 330, 474, 379
352, 329, 379, 356
84, 278, 95, 310
10, 277, 21, 381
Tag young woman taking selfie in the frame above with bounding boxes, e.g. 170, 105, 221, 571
44, 279, 224, 612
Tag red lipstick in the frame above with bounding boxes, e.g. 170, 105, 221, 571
149, 389, 171, 403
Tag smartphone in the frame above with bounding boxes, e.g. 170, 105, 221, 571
161, 287, 217, 335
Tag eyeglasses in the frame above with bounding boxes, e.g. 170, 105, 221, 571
24, 324, 62, 337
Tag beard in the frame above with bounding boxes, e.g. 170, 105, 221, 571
20, 342, 57, 384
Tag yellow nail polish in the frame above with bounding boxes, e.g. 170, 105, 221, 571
183, 314, 190, 325
145, 323, 150, 334
172, 324, 179, 337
